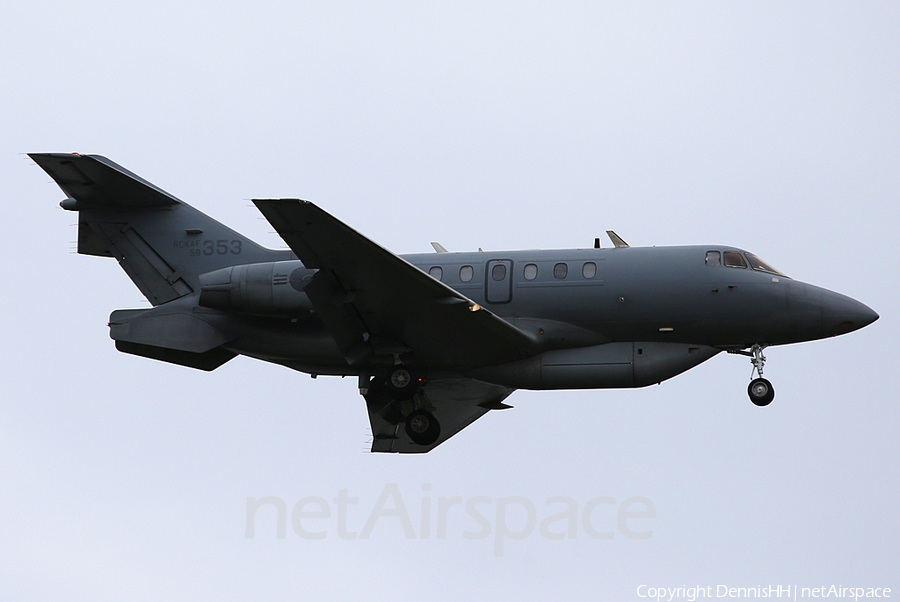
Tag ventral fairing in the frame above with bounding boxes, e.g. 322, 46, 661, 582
32, 153, 878, 452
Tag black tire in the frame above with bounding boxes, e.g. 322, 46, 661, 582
405, 409, 441, 446
748, 378, 775, 406
386, 365, 419, 399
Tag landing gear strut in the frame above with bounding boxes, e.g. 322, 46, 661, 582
746, 344, 774, 407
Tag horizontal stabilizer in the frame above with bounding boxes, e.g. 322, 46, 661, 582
29, 153, 181, 208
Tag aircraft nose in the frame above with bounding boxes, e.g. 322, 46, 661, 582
821, 290, 879, 335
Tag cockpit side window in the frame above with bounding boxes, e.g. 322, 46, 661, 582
705, 251, 721, 266
745, 253, 789, 278
723, 251, 747, 268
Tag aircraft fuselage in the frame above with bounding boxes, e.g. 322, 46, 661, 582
209, 244, 876, 389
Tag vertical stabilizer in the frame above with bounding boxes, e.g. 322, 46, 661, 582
32, 153, 291, 305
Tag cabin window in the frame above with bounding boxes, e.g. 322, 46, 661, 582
705, 251, 721, 266
523, 264, 538, 280
554, 262, 568, 279
582, 262, 597, 279
492, 263, 507, 281
429, 266, 443, 280
723, 251, 747, 268
459, 265, 474, 282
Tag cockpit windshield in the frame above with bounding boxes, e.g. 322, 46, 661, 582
745, 253, 789, 278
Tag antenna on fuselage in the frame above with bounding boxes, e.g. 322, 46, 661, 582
606, 230, 629, 248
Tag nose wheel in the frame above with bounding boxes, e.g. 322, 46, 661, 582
748, 377, 774, 406
747, 344, 774, 406
729, 344, 775, 406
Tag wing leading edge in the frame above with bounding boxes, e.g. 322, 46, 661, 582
253, 199, 534, 370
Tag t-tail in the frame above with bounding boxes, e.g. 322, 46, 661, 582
31, 153, 289, 304
32, 153, 292, 370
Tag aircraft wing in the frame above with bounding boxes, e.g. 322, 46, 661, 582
366, 377, 513, 453
253, 199, 534, 369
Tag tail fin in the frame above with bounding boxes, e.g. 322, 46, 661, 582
32, 153, 290, 306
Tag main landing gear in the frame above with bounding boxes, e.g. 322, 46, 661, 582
366, 365, 441, 446
728, 344, 775, 406
405, 408, 441, 446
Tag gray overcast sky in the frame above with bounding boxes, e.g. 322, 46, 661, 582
2, 2, 897, 600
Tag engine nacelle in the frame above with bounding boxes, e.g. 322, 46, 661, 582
199, 260, 316, 316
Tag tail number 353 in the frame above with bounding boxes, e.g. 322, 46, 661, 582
189, 240, 243, 256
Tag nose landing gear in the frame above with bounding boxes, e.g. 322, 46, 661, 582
746, 344, 774, 406
729, 344, 775, 406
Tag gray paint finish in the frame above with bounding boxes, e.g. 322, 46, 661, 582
32, 153, 877, 454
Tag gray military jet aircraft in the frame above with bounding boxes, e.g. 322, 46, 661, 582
32, 153, 878, 453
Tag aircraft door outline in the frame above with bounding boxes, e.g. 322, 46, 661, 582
485, 259, 513, 304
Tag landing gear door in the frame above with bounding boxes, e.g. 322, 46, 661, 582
485, 259, 513, 304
